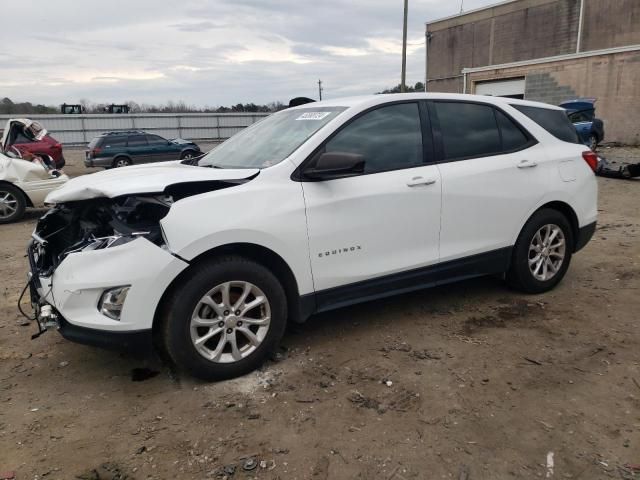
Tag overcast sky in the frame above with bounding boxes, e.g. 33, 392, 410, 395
0, 0, 496, 107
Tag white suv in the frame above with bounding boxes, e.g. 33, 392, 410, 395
27, 94, 597, 380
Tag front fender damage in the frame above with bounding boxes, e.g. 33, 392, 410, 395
33, 176, 255, 276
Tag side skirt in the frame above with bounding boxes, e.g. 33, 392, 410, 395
298, 247, 512, 319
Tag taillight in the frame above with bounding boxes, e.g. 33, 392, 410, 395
91, 147, 102, 156
582, 151, 598, 173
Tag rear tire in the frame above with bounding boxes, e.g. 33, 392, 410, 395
506, 209, 574, 294
161, 255, 287, 381
589, 134, 598, 151
0, 184, 26, 224
113, 157, 132, 168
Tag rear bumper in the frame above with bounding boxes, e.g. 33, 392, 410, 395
84, 156, 112, 168
575, 221, 596, 252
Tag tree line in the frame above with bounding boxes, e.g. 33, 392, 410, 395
0, 83, 426, 115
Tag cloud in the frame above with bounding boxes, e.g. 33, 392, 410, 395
0, 0, 497, 106
170, 21, 225, 32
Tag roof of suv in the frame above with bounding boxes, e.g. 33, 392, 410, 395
99, 130, 146, 136
287, 93, 565, 112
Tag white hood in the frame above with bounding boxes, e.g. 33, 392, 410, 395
45, 161, 259, 203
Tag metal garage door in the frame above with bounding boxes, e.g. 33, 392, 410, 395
475, 78, 525, 98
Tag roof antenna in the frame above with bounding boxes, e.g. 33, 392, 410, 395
459, 0, 464, 13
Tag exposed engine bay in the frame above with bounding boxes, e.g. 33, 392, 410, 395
31, 195, 172, 277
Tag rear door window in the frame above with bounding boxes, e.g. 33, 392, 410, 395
512, 105, 580, 144
434, 102, 502, 160
127, 135, 148, 147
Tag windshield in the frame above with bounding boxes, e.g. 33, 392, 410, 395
198, 106, 346, 169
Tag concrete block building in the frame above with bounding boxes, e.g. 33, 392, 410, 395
425, 0, 640, 144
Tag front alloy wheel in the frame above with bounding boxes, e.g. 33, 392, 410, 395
0, 185, 26, 224
161, 255, 287, 380
190, 281, 271, 363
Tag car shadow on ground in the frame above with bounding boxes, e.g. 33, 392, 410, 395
47, 274, 513, 385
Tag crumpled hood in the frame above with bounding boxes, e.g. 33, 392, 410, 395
45, 161, 259, 203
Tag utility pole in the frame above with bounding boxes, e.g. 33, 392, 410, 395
400, 0, 408, 92
318, 79, 323, 101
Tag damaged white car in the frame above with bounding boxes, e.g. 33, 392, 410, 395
0, 119, 68, 223
26, 94, 597, 380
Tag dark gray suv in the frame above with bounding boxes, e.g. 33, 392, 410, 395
85, 131, 201, 168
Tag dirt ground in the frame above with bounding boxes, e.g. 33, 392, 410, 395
1, 146, 639, 480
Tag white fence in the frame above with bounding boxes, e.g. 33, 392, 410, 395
0, 113, 269, 146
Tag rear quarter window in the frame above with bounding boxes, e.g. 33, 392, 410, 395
88, 137, 101, 148
512, 105, 580, 144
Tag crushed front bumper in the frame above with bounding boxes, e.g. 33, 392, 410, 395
26, 236, 189, 351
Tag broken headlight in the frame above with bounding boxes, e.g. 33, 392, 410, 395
67, 231, 153, 255
32, 195, 173, 275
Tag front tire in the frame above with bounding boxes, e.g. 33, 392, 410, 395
0, 184, 26, 224
161, 256, 287, 381
180, 150, 197, 160
506, 209, 574, 294
589, 134, 598, 151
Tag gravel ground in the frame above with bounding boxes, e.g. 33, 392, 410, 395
1, 147, 639, 479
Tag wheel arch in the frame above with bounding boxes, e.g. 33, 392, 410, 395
529, 201, 579, 250
0, 180, 33, 207
152, 242, 308, 334
180, 148, 197, 158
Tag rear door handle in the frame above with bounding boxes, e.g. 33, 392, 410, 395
407, 176, 437, 187
517, 159, 538, 169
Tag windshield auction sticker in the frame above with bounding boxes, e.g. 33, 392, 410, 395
296, 112, 331, 121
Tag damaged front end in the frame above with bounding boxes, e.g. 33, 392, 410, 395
31, 194, 172, 276
22, 166, 259, 342
26, 194, 173, 336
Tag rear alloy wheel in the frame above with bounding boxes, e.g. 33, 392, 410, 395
589, 134, 598, 151
528, 224, 566, 282
113, 157, 132, 168
161, 256, 287, 380
506, 209, 573, 294
0, 184, 26, 224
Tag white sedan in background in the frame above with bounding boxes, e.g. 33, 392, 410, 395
0, 119, 68, 223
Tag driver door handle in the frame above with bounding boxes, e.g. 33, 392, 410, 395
517, 159, 538, 169
407, 176, 437, 187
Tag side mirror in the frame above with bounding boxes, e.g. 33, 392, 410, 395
303, 152, 365, 181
